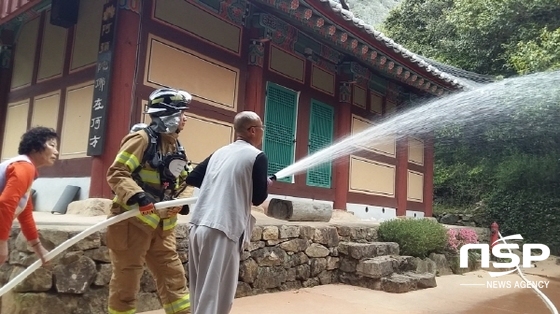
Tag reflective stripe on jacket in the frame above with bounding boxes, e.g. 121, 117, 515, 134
106, 129, 190, 230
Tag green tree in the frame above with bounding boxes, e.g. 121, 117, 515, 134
383, 0, 560, 76
509, 28, 560, 74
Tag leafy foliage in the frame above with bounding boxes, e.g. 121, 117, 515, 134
378, 219, 448, 258
509, 28, 560, 74
383, 0, 560, 251
383, 0, 560, 76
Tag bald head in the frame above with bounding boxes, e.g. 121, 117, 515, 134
234, 111, 264, 147
234, 111, 261, 134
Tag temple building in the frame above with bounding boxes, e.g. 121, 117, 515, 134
0, 0, 487, 220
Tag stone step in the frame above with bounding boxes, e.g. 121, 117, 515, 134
381, 272, 437, 293
337, 241, 400, 260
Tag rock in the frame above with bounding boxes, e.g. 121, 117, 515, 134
394, 256, 416, 272
335, 225, 352, 239
305, 243, 330, 258
413, 257, 437, 275
39, 229, 70, 251
84, 246, 111, 263
239, 258, 258, 283
428, 253, 453, 276
286, 268, 297, 281
251, 247, 287, 266
53, 255, 97, 294
440, 214, 459, 225
141, 269, 157, 292
310, 258, 327, 276
75, 287, 109, 314
318, 270, 334, 285
280, 281, 302, 291
68, 232, 101, 251
235, 282, 253, 298
241, 251, 251, 261
247, 241, 265, 252
356, 256, 395, 279
262, 226, 279, 240
266, 239, 286, 246
295, 264, 310, 280
381, 274, 418, 293
279, 238, 309, 253
326, 256, 340, 270
67, 198, 112, 216
299, 226, 316, 239
0, 263, 14, 285
313, 227, 339, 247
93, 263, 112, 286
404, 272, 437, 288
11, 266, 52, 292
12, 293, 77, 314
350, 227, 368, 242
290, 252, 309, 267
302, 277, 321, 288
329, 247, 339, 256
137, 292, 162, 312
251, 226, 263, 242
339, 272, 381, 290
279, 225, 300, 239
339, 256, 358, 273
338, 242, 390, 260
253, 266, 287, 289
174, 224, 189, 239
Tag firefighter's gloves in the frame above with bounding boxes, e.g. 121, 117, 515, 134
135, 192, 156, 215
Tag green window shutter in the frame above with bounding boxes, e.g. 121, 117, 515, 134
306, 100, 334, 188
262, 83, 298, 183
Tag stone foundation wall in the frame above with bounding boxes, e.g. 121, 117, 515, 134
0, 222, 446, 314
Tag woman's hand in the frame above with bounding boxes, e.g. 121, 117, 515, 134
29, 241, 49, 265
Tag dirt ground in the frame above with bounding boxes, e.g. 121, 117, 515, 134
141, 258, 560, 314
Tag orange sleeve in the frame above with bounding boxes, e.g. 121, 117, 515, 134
0, 162, 36, 240
17, 199, 38, 242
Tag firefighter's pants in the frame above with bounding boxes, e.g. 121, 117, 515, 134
107, 217, 190, 314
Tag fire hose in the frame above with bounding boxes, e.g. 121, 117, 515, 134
0, 196, 199, 298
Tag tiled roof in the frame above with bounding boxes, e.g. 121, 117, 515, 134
318, 0, 494, 89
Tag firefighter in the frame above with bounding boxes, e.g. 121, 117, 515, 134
106, 88, 193, 314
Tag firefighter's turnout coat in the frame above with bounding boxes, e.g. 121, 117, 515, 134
106, 130, 191, 314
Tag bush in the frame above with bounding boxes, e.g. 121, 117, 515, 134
378, 219, 448, 258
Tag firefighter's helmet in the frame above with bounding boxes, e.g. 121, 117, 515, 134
146, 88, 192, 116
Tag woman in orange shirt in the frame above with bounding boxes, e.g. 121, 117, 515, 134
0, 126, 59, 264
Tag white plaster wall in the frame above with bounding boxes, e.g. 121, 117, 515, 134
346, 202, 396, 222
406, 210, 425, 219
31, 177, 91, 212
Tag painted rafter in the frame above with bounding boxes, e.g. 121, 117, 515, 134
250, 0, 455, 96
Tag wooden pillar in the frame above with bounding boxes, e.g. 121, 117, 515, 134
89, 3, 141, 198
245, 38, 266, 117
395, 136, 409, 216
333, 82, 352, 211
0, 30, 14, 158
423, 134, 435, 217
